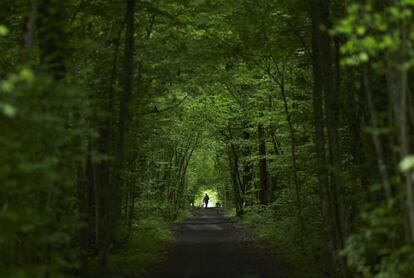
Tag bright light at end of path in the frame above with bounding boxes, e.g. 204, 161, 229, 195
195, 189, 220, 208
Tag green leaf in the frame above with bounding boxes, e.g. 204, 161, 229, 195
359, 52, 369, 62
356, 26, 366, 35
20, 68, 34, 82
0, 103, 17, 117
190, 0, 206, 6
0, 25, 8, 36
1, 81, 14, 92
399, 155, 414, 171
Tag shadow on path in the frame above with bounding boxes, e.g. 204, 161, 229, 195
153, 208, 295, 278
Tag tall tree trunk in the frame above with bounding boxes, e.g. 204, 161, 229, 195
279, 76, 304, 243
311, 0, 350, 276
228, 146, 243, 216
78, 145, 95, 277
37, 0, 66, 79
94, 21, 125, 249
22, 0, 37, 63
242, 128, 253, 204
226, 127, 244, 215
320, 0, 343, 248
387, 14, 414, 243
310, 0, 329, 222
96, 0, 135, 275
363, 65, 392, 198
258, 123, 269, 204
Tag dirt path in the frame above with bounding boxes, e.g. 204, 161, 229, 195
153, 208, 294, 278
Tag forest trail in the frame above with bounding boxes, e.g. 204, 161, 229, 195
153, 208, 293, 278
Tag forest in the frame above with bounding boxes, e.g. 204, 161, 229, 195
1, 0, 414, 277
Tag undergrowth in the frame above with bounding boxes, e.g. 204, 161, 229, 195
240, 202, 328, 277
106, 215, 174, 278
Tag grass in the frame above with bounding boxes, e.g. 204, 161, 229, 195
224, 207, 237, 218
106, 216, 174, 278
174, 208, 192, 223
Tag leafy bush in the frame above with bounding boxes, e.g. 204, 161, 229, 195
0, 69, 91, 277
341, 200, 414, 277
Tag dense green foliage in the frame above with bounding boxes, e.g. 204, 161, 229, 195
1, 0, 414, 277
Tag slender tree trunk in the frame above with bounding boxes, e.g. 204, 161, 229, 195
387, 15, 414, 243
37, 0, 66, 79
242, 128, 253, 201
311, 0, 329, 220
320, 1, 344, 252
78, 145, 95, 277
268, 128, 281, 201
363, 65, 392, 198
400, 15, 414, 245
228, 146, 243, 215
94, 13, 125, 250
22, 0, 37, 63
258, 123, 269, 204
278, 77, 305, 243
225, 127, 244, 215
311, 0, 349, 275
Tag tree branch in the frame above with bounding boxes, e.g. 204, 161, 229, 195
140, 94, 189, 115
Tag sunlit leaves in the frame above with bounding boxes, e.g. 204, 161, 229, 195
0, 69, 34, 117
399, 155, 414, 172
333, 2, 414, 67
0, 103, 16, 117
0, 25, 8, 36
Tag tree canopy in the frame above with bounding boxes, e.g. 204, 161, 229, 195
1, 0, 414, 277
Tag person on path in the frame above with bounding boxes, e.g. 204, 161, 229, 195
203, 194, 210, 208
